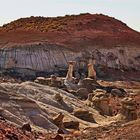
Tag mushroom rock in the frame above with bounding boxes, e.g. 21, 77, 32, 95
92, 90, 112, 116
87, 60, 96, 80
64, 61, 79, 91
120, 97, 137, 121
77, 61, 101, 92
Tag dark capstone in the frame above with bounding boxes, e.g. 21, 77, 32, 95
21, 123, 32, 132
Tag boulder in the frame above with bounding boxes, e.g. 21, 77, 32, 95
21, 123, 32, 132
63, 121, 79, 129
73, 109, 96, 123
92, 91, 112, 116
54, 93, 63, 103
76, 88, 89, 100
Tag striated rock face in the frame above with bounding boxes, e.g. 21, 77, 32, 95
0, 13, 140, 79
0, 45, 139, 73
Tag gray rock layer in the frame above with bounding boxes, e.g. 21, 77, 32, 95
0, 44, 140, 75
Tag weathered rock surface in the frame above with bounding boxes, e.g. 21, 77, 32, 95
0, 81, 107, 132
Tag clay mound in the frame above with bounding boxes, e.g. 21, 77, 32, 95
0, 13, 140, 49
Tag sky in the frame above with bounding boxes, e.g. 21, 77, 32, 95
0, 0, 140, 31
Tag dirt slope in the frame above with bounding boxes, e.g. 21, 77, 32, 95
65, 119, 140, 140
0, 13, 140, 49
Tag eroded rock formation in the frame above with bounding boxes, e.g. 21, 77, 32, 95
92, 89, 112, 116
120, 97, 137, 121
0, 14, 140, 80
87, 60, 96, 80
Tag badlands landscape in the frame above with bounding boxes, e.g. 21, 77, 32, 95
0, 13, 140, 140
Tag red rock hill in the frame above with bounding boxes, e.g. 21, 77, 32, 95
0, 13, 140, 49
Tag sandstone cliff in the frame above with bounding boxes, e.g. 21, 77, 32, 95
0, 13, 140, 79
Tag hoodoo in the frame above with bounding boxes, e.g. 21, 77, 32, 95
64, 61, 78, 91
65, 61, 75, 82
87, 59, 96, 80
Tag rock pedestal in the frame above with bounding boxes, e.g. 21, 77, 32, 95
21, 123, 32, 132
92, 90, 112, 116
120, 97, 137, 121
